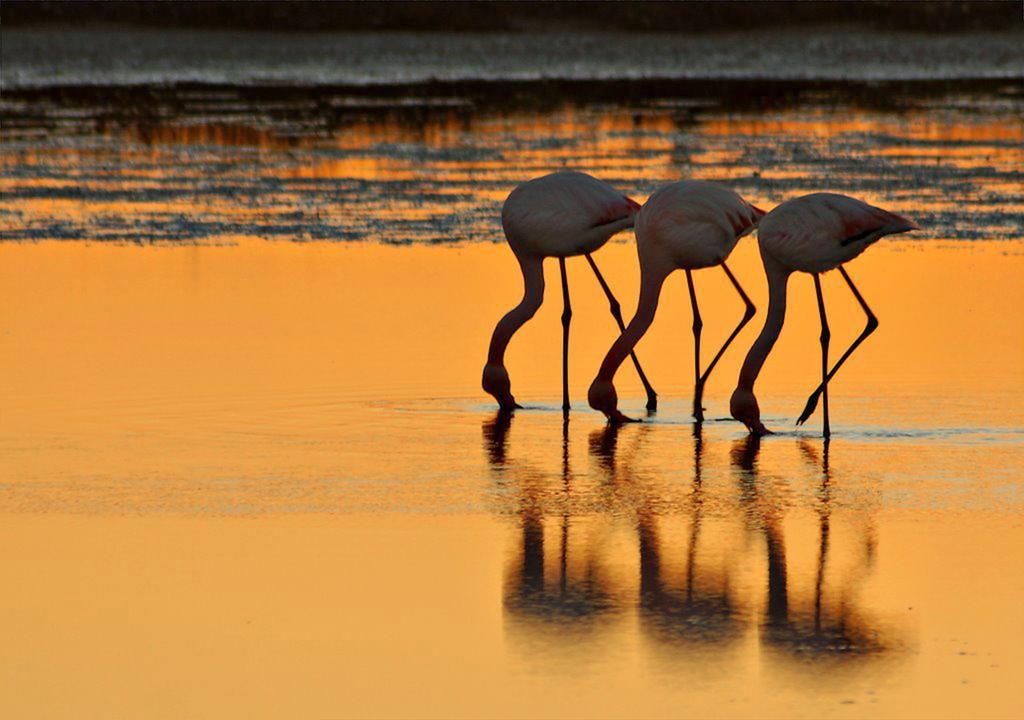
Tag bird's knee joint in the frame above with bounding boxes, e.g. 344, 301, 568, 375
561, 310, 572, 325
820, 329, 831, 344
866, 316, 879, 332
608, 301, 621, 316
743, 304, 756, 321
692, 319, 703, 333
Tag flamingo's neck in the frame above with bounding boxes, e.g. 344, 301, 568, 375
737, 256, 791, 391
637, 514, 661, 596
765, 519, 789, 621
487, 254, 545, 365
596, 265, 669, 381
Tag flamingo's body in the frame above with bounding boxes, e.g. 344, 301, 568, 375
483, 171, 655, 413
501, 171, 640, 258
636, 181, 763, 273
730, 193, 919, 437
757, 193, 916, 274
589, 180, 764, 424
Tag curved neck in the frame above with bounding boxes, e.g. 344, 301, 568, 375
737, 257, 791, 391
487, 254, 545, 365
596, 265, 668, 381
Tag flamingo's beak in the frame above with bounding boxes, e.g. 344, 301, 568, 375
610, 410, 640, 425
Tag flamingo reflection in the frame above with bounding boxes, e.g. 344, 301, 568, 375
731, 436, 888, 660
483, 413, 622, 634
591, 423, 742, 647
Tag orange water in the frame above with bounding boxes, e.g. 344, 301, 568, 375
1, 238, 1022, 718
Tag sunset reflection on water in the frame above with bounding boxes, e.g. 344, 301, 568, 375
3, 88, 1022, 244
1, 83, 1023, 718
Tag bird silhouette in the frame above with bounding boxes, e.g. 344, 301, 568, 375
483, 171, 657, 415
730, 193, 918, 437
588, 180, 764, 423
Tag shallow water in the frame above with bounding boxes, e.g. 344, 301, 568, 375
1, 238, 1022, 718
2, 39, 1024, 717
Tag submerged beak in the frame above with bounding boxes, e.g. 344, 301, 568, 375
609, 410, 640, 425
498, 397, 522, 412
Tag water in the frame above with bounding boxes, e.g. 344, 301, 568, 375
1, 29, 1023, 719
2, 30, 1023, 246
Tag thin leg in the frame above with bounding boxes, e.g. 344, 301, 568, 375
797, 267, 879, 426
694, 262, 758, 416
559, 257, 572, 414
685, 269, 704, 422
585, 254, 658, 411
812, 273, 831, 438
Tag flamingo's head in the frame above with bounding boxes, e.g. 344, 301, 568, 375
730, 388, 769, 436
589, 378, 634, 424
482, 363, 520, 411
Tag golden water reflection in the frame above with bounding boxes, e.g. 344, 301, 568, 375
489, 412, 898, 675
3, 94, 1022, 244
0, 237, 1022, 717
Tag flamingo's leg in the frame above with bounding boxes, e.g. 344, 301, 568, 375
797, 267, 878, 427
559, 257, 572, 414
685, 269, 704, 422
694, 262, 757, 419
584, 253, 658, 411
808, 273, 831, 437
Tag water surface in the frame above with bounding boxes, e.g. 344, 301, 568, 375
1, 32, 1023, 719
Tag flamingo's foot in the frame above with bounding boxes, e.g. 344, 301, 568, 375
796, 389, 822, 426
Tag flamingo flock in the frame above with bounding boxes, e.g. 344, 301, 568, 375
483, 171, 918, 437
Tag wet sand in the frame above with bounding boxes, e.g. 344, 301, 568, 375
1, 239, 1022, 718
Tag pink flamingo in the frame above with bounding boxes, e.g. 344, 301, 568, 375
588, 180, 765, 424
730, 193, 919, 437
482, 171, 657, 413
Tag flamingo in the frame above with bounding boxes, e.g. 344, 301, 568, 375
482, 171, 657, 413
729, 193, 919, 437
588, 180, 764, 424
